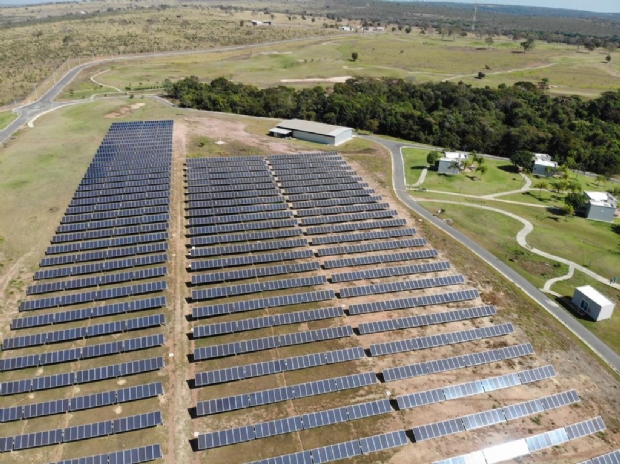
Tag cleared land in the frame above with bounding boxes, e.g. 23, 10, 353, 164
1, 98, 620, 464
64, 32, 620, 102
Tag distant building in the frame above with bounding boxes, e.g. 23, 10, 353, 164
268, 119, 353, 146
572, 285, 615, 321
339, 26, 354, 31
532, 153, 558, 177
584, 191, 618, 222
375, 27, 385, 31
437, 151, 469, 175
251, 20, 271, 26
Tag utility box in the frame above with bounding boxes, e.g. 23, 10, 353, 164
571, 285, 615, 321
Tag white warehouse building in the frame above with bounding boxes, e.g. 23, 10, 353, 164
572, 285, 615, 321
269, 120, 353, 146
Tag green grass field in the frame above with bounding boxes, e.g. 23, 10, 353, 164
0, 111, 17, 130
64, 32, 620, 101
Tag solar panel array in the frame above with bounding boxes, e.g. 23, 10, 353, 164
580, 447, 620, 464
0, 121, 171, 458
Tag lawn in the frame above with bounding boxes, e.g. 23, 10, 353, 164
402, 147, 526, 195
0, 110, 17, 130
498, 189, 567, 208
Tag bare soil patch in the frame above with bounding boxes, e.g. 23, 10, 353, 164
104, 103, 146, 119
280, 76, 352, 83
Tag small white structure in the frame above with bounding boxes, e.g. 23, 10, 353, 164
269, 119, 353, 146
572, 285, 615, 321
437, 151, 469, 175
532, 153, 558, 177
584, 191, 617, 222
339, 26, 353, 31
251, 20, 271, 26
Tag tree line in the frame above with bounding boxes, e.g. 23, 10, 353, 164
164, 76, 620, 175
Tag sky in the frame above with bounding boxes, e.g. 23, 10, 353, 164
0, 0, 618, 13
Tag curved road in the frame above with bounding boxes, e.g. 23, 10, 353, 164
361, 135, 620, 375
0, 34, 349, 145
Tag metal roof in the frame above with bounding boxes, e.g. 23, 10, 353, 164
276, 120, 352, 138
269, 127, 293, 135
575, 285, 614, 307
585, 191, 617, 208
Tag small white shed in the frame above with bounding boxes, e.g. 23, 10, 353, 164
572, 285, 615, 321
437, 151, 469, 175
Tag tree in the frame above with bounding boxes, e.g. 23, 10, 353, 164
405, 26, 412, 34
595, 174, 606, 186
554, 180, 569, 193
564, 192, 587, 212
476, 164, 488, 179
477, 72, 485, 79
239, 20, 244, 27
351, 52, 359, 62
485, 36, 494, 49
564, 204, 575, 221
510, 150, 532, 170
606, 54, 612, 63
533, 180, 548, 199
426, 151, 441, 166
520, 38, 535, 53
567, 179, 582, 193
584, 41, 596, 52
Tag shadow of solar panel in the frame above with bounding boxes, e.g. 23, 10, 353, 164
413, 418, 465, 442
397, 388, 445, 410
359, 430, 408, 454
526, 428, 569, 452
462, 409, 506, 430
197, 425, 255, 449
565, 416, 605, 440
502, 399, 545, 421
311, 439, 362, 463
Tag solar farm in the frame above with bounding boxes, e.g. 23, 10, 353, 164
0, 119, 618, 464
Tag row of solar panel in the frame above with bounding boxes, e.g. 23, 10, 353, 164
191, 261, 320, 285
78, 177, 170, 191
295, 203, 389, 218
192, 289, 334, 318
28, 267, 168, 295
35, 254, 167, 280
194, 325, 353, 361
324, 249, 438, 269
0, 357, 164, 396
193, 306, 343, 338
73, 184, 170, 200
187, 155, 266, 164
340, 274, 464, 298
369, 323, 514, 357
268, 152, 339, 160
186, 176, 274, 188
436, 417, 608, 464
51, 444, 162, 464
332, 261, 450, 283
319, 238, 426, 258
84, 166, 170, 179
197, 371, 375, 416
189, 228, 301, 246
186, 196, 284, 212
186, 190, 281, 202
272, 160, 347, 169
187, 218, 296, 237
291, 195, 382, 210
0, 411, 163, 453
66, 197, 170, 215
300, 210, 396, 226
195, 346, 365, 386
19, 281, 167, 311
247, 430, 408, 464
274, 167, 353, 177
358, 305, 496, 335
3, 313, 166, 350
61, 206, 169, 224
80, 172, 169, 187
188, 210, 292, 226
40, 243, 168, 267
186, 171, 272, 182
286, 188, 374, 203
0, 382, 163, 422
278, 171, 360, 184
11, 296, 166, 329
412, 389, 582, 442
311, 228, 415, 245
187, 164, 269, 174
348, 288, 479, 315
198, 398, 391, 450
397, 365, 556, 410
52, 223, 168, 244
185, 203, 285, 218
0, 334, 164, 371
284, 183, 369, 195
186, 182, 276, 195
192, 275, 326, 301
56, 214, 169, 233
71, 186, 170, 203
383, 342, 535, 382
190, 249, 313, 271
306, 218, 406, 235
46, 233, 168, 255
189, 238, 307, 258
279, 176, 362, 189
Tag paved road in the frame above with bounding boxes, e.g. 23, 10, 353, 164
360, 134, 620, 375
0, 34, 349, 145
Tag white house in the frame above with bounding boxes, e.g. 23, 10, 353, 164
268, 120, 353, 146
584, 191, 618, 222
572, 285, 615, 321
339, 26, 353, 31
251, 20, 271, 26
532, 153, 558, 177
437, 151, 469, 175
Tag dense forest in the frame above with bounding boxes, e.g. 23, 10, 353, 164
165, 76, 620, 175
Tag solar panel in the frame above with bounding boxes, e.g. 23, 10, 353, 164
412, 419, 465, 442
539, 390, 580, 411
397, 389, 446, 410
310, 439, 361, 463
197, 425, 255, 450
526, 428, 570, 452
502, 399, 545, 421
248, 451, 313, 464
359, 430, 409, 454
461, 409, 506, 430
589, 448, 620, 464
